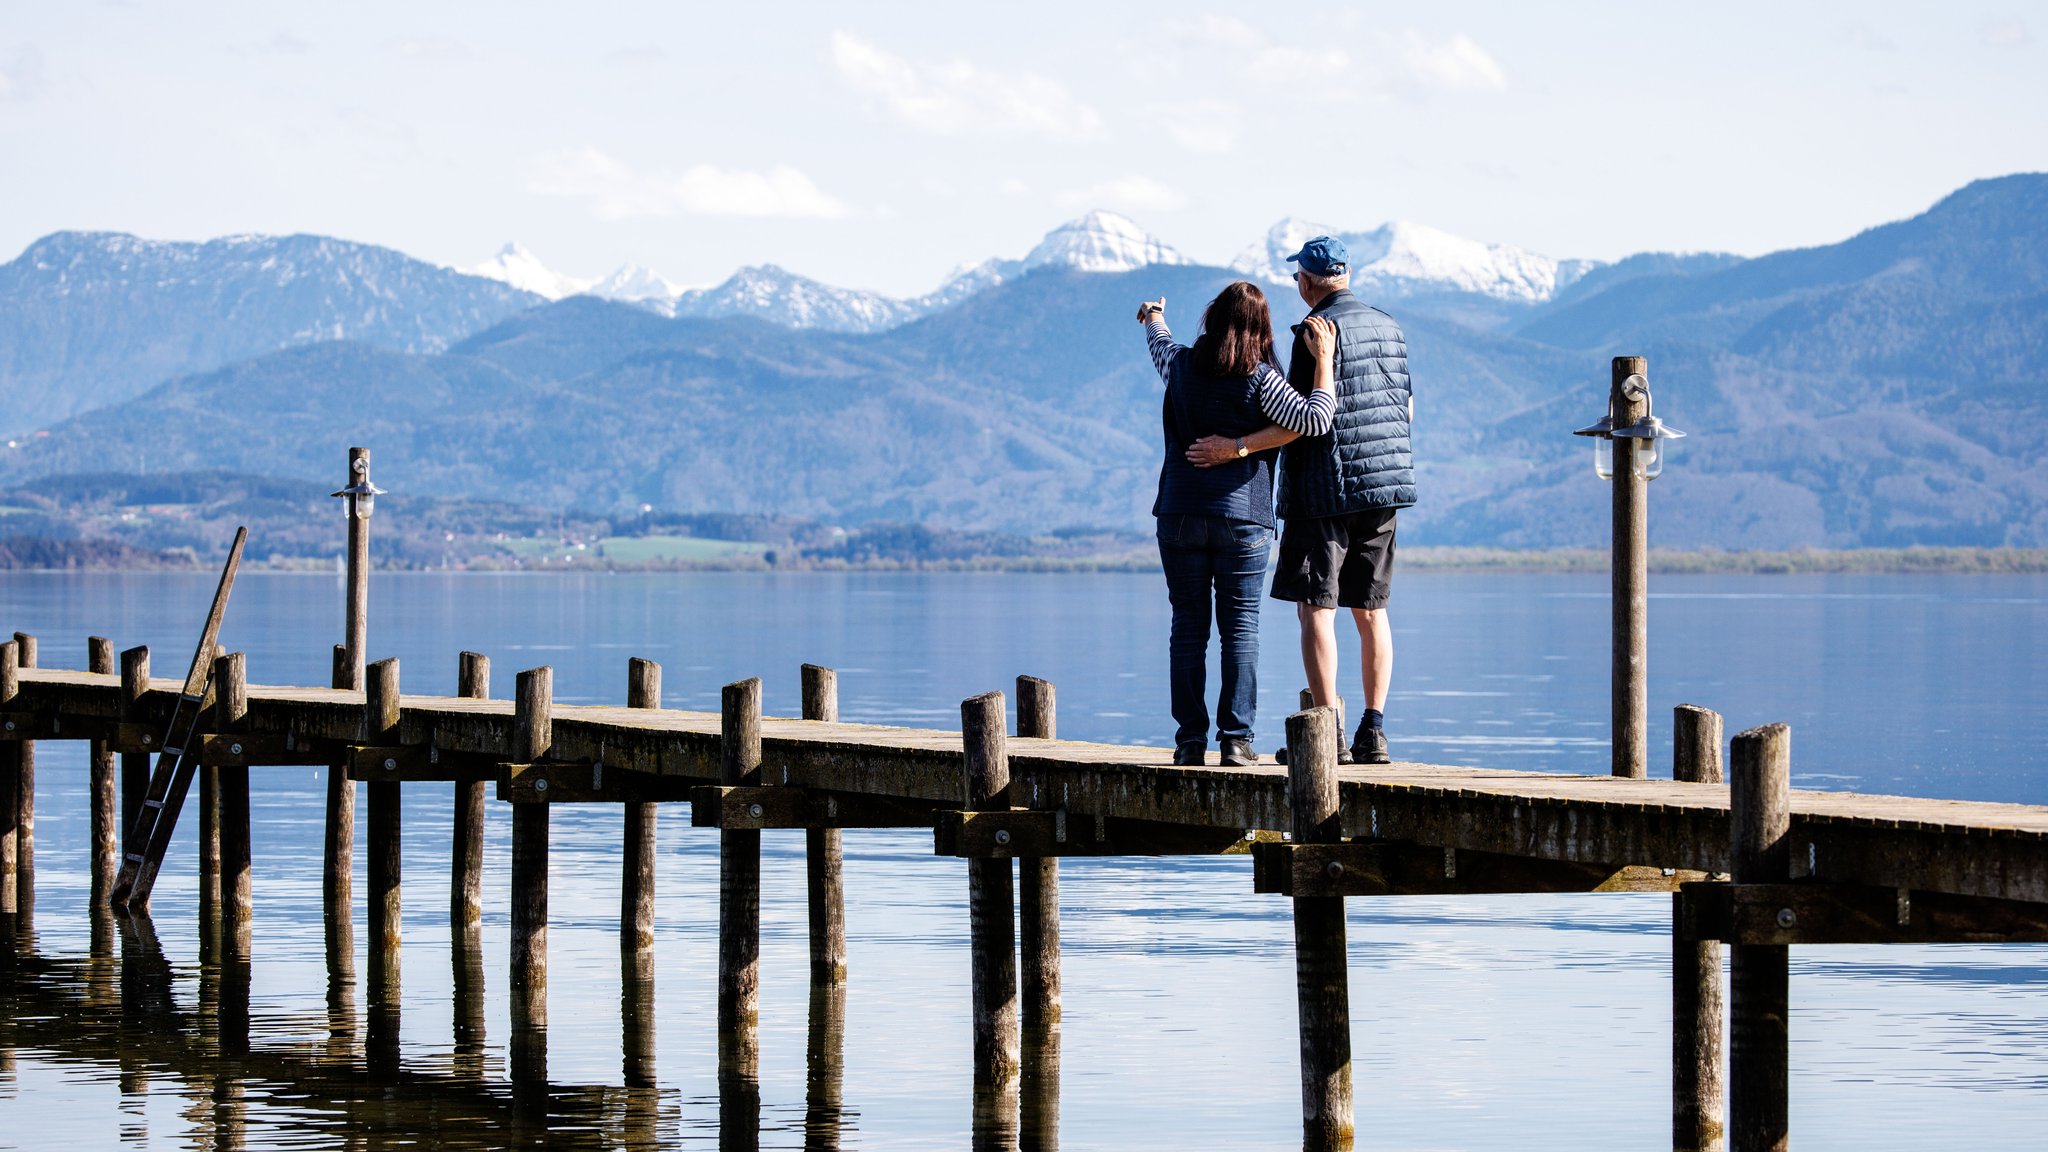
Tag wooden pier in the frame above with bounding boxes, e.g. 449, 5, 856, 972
6, 637, 2048, 1150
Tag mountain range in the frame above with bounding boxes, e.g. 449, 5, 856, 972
1, 173, 2043, 551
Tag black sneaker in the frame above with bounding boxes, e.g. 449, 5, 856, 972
1219, 737, 1258, 766
1352, 724, 1391, 765
1274, 745, 1355, 767
1172, 742, 1206, 766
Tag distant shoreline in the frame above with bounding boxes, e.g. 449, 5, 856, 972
5, 545, 2045, 576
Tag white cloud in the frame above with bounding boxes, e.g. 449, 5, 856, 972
0, 45, 46, 103
1980, 16, 2033, 48
1399, 32, 1507, 92
529, 147, 849, 220
830, 31, 1103, 139
1163, 100, 1244, 155
1058, 175, 1188, 213
1170, 14, 1264, 50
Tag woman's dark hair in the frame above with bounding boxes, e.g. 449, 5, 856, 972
1190, 281, 1280, 378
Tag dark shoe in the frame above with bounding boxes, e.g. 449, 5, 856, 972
1352, 724, 1391, 765
1172, 742, 1206, 766
1219, 737, 1258, 766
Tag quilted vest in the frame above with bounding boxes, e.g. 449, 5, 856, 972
1276, 290, 1415, 519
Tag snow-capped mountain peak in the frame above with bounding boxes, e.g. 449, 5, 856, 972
1023, 211, 1189, 273
591, 263, 683, 305
467, 242, 594, 301
1231, 218, 1596, 303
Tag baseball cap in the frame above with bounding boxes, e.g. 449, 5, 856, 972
1286, 236, 1348, 277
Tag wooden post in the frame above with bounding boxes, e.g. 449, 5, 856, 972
120, 646, 151, 869
365, 657, 403, 962
218, 653, 253, 964
323, 643, 355, 967
11, 632, 33, 913
1673, 704, 1726, 1152
622, 946, 657, 1089
341, 447, 371, 692
805, 981, 848, 1143
802, 663, 847, 984
453, 651, 488, 940
510, 667, 552, 1030
89, 638, 118, 899
719, 677, 764, 1077
1729, 723, 1791, 1152
1288, 705, 1353, 1151
1015, 675, 1060, 1028
623, 657, 660, 952
0, 640, 16, 918
964, 691, 1021, 1091
1611, 356, 1649, 779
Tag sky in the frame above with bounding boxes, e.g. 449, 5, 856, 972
1, 1, 2044, 296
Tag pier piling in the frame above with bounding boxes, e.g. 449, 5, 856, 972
1610, 357, 1650, 779
624, 657, 660, 953
1016, 675, 1060, 1029
1287, 704, 1353, 1151
119, 647, 150, 868
12, 633, 33, 918
801, 663, 847, 984
366, 657, 403, 964
323, 644, 355, 971
88, 638, 117, 899
1, 640, 17, 919
453, 651, 489, 941
963, 688, 1020, 1146
217, 653, 252, 963
510, 666, 553, 1032
719, 677, 764, 1078
1673, 704, 1726, 1152
1729, 723, 1791, 1152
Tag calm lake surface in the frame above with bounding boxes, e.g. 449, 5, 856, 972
2, 569, 2045, 1150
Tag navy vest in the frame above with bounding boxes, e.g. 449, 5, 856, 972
1153, 351, 1278, 529
1276, 291, 1415, 520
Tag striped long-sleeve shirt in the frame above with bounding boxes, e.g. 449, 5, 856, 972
1146, 318, 1334, 436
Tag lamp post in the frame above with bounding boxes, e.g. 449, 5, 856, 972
331, 447, 386, 692
1574, 358, 1685, 778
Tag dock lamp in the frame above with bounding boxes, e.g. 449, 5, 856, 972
1575, 374, 1686, 480
331, 459, 387, 519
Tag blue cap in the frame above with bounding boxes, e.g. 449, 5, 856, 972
1286, 236, 1348, 277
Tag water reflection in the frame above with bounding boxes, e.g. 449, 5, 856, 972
803, 981, 847, 1151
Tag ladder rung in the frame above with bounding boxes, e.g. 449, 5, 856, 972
163, 747, 183, 758
124, 853, 145, 863
143, 798, 165, 809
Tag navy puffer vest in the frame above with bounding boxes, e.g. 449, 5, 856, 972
1277, 290, 1415, 519
1153, 352, 1277, 529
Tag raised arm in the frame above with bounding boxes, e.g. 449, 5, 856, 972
1185, 315, 1337, 468
1137, 296, 1178, 384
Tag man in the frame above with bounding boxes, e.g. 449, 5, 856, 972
1187, 236, 1414, 764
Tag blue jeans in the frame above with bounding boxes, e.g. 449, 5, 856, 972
1156, 514, 1271, 748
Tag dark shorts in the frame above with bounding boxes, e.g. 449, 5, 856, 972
1269, 508, 1398, 610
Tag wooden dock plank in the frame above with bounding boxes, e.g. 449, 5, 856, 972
14, 667, 2048, 903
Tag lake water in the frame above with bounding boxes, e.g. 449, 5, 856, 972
1, 570, 2045, 1149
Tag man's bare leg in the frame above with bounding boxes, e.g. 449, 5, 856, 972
1353, 607, 1391, 713
1299, 603, 1340, 707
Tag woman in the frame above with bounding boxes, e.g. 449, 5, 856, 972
1139, 283, 1335, 765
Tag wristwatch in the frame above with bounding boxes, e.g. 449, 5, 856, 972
1235, 438, 1249, 458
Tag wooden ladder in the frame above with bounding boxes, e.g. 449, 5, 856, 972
109, 527, 248, 910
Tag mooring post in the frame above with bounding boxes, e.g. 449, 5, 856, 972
366, 657, 403, 964
88, 638, 118, 899
1729, 723, 1791, 1152
1610, 356, 1650, 779
719, 676, 764, 1077
1015, 675, 1061, 1029
453, 651, 489, 941
11, 632, 34, 915
1288, 704, 1353, 1151
963, 689, 1021, 1143
323, 643, 355, 970
510, 666, 552, 1032
801, 663, 847, 984
120, 646, 151, 868
1673, 704, 1727, 1152
341, 448, 371, 692
0, 640, 17, 920
217, 652, 253, 964
623, 657, 661, 953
